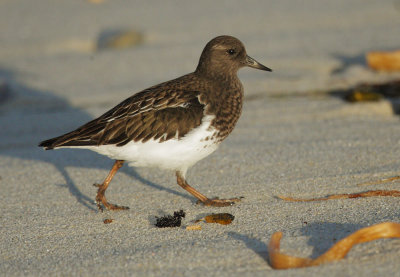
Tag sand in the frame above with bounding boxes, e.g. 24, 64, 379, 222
1, 0, 400, 276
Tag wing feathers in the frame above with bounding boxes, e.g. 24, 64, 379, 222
39, 80, 206, 149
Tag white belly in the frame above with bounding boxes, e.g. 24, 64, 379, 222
75, 115, 219, 173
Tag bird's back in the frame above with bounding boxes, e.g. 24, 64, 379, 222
39, 73, 206, 149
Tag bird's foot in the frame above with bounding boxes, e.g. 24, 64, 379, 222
199, 197, 243, 207
93, 183, 130, 212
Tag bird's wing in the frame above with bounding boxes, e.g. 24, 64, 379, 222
39, 87, 205, 149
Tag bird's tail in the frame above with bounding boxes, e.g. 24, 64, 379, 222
38, 127, 100, 149
38, 137, 60, 150
38, 130, 83, 150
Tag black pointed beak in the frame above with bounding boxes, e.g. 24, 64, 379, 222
245, 55, 272, 72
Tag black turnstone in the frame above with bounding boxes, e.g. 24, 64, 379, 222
39, 35, 271, 210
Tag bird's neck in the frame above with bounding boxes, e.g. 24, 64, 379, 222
195, 68, 239, 87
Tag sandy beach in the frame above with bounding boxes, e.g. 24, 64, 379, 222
1, 0, 400, 276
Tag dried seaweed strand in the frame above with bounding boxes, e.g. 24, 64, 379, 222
357, 176, 400, 186
268, 222, 400, 269
278, 189, 400, 202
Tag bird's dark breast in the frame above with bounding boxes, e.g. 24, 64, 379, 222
201, 81, 244, 142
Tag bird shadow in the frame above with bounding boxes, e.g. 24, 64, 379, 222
299, 221, 364, 259
53, 163, 97, 211
227, 231, 269, 263
0, 66, 189, 211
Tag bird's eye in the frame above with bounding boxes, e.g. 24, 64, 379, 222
227, 49, 236, 55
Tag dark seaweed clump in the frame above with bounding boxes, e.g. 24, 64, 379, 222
155, 210, 186, 228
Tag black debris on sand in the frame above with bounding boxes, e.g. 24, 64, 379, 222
155, 210, 186, 228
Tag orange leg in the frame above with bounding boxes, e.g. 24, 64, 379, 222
176, 171, 242, 207
93, 160, 129, 211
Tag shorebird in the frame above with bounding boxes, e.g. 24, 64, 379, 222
39, 35, 271, 211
